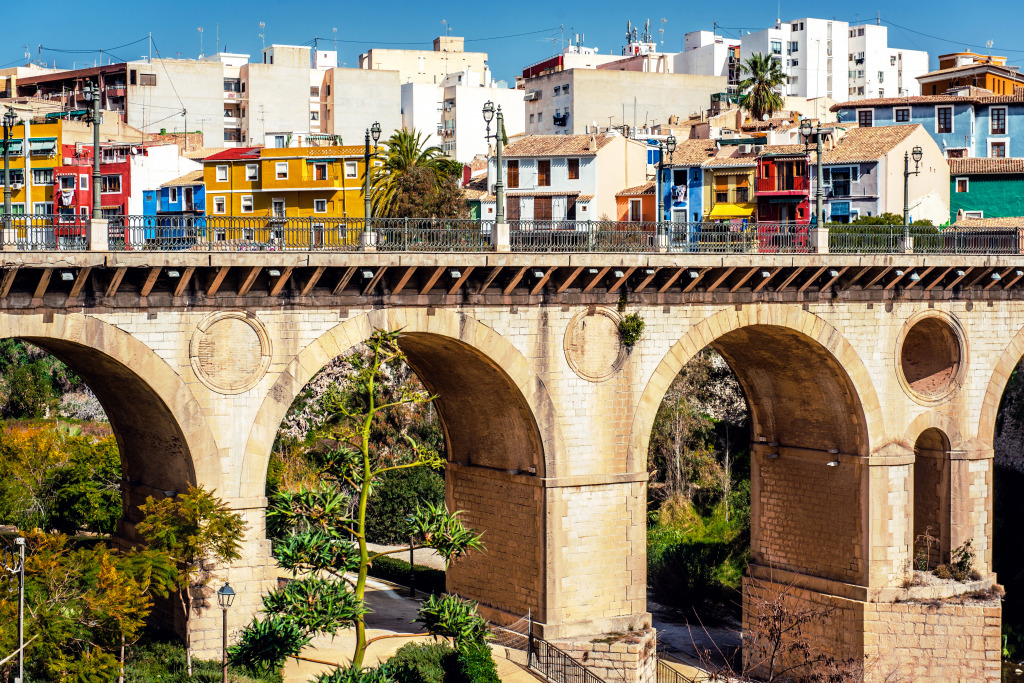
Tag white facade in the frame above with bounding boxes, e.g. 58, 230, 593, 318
846, 24, 928, 98
674, 31, 740, 81
440, 84, 525, 164
739, 18, 926, 103
128, 144, 201, 215
401, 82, 442, 150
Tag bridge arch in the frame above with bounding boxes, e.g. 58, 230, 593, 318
0, 312, 220, 524
978, 322, 1024, 445
629, 304, 884, 471
243, 307, 565, 622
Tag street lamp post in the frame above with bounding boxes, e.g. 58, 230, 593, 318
2, 108, 15, 243
799, 118, 825, 227
83, 80, 101, 220
903, 145, 923, 227
655, 135, 677, 231
482, 101, 504, 226
364, 122, 381, 234
217, 582, 235, 683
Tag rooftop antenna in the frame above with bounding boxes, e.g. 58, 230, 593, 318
442, 19, 451, 37
259, 22, 266, 50
987, 40, 994, 56
216, 24, 220, 52
333, 27, 337, 55
660, 18, 667, 49
25, 45, 31, 66
876, 11, 880, 26
198, 27, 204, 58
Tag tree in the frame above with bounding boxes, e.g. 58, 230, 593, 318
737, 53, 786, 122
231, 329, 483, 675
0, 531, 175, 682
136, 485, 246, 677
370, 129, 465, 218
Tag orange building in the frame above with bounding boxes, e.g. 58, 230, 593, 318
918, 52, 1024, 96
615, 182, 656, 222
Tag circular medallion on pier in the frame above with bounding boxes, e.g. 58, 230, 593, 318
896, 311, 967, 406
190, 312, 272, 394
564, 307, 626, 383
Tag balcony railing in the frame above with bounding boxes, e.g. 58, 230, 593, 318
0, 215, 1021, 255
757, 176, 809, 192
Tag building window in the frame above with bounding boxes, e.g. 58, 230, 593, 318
344, 161, 358, 178
554, 86, 560, 95
272, 199, 285, 218
537, 159, 551, 187
310, 86, 320, 96
245, 164, 259, 181
241, 195, 254, 212
314, 198, 327, 213
314, 163, 328, 180
568, 158, 580, 180
32, 169, 52, 185
991, 107, 1007, 135
735, 187, 749, 203
955, 178, 969, 193
310, 111, 319, 121
216, 165, 229, 182
213, 196, 226, 214
507, 160, 519, 188
224, 129, 241, 142
937, 106, 953, 134
139, 73, 156, 86
857, 110, 873, 127
80, 175, 89, 190
789, 41, 799, 53
58, 175, 74, 190
529, 114, 534, 123
276, 162, 288, 179
34, 202, 53, 215
100, 175, 121, 193
770, 40, 782, 55
224, 78, 241, 92
563, 84, 570, 94
991, 141, 1007, 158
273, 135, 286, 148
169, 187, 179, 203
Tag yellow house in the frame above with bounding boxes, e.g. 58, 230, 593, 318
0, 120, 63, 216
703, 145, 759, 222
203, 145, 367, 219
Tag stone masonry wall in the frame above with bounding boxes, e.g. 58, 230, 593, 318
446, 465, 544, 619
551, 628, 657, 683
755, 452, 863, 583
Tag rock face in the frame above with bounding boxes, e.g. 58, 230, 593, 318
995, 362, 1024, 473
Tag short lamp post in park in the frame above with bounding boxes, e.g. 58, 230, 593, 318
217, 582, 235, 683
655, 135, 677, 232
482, 101, 505, 225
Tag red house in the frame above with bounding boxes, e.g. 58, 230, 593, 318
756, 146, 811, 252
53, 143, 133, 243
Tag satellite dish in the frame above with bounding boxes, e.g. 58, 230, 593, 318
762, 114, 770, 121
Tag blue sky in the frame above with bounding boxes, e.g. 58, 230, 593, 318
3, 0, 1021, 83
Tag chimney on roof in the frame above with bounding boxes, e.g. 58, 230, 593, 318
588, 135, 597, 152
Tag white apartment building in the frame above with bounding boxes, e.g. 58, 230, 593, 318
360, 37, 488, 86
439, 77, 525, 164
673, 31, 742, 85
846, 24, 929, 99
740, 18, 927, 102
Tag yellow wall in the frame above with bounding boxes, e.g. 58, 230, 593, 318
1, 121, 63, 213
203, 146, 367, 219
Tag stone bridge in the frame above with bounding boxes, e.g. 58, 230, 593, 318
1, 248, 1018, 681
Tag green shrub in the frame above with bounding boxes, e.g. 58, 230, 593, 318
387, 642, 455, 683
450, 642, 500, 683
618, 313, 645, 347
367, 555, 446, 595
125, 637, 283, 683
648, 537, 734, 608
366, 467, 445, 545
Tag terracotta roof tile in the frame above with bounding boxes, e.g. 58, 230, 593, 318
502, 134, 621, 157
832, 92, 1024, 112
704, 151, 758, 168
616, 181, 655, 196
462, 175, 489, 200
952, 217, 1024, 229
760, 144, 807, 156
948, 158, 1024, 175
665, 139, 717, 167
161, 170, 204, 187
821, 125, 918, 164
918, 62, 1024, 81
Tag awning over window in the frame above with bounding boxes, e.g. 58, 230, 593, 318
30, 138, 57, 155
708, 203, 755, 219
1, 139, 24, 155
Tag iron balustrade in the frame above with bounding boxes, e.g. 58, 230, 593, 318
656, 657, 696, 683
0, 214, 1022, 255
528, 637, 605, 683
756, 175, 809, 192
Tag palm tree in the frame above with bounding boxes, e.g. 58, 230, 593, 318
370, 129, 461, 217
737, 53, 787, 122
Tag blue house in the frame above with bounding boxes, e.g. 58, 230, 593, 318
832, 90, 1023, 159
660, 139, 717, 223
142, 170, 206, 245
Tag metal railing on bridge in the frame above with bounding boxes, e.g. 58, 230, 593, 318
1, 214, 1022, 255
490, 613, 605, 683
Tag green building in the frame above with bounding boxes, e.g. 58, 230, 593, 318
949, 158, 1024, 223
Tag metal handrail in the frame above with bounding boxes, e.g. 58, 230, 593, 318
528, 637, 604, 683
657, 657, 696, 683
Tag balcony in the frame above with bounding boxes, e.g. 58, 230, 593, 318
757, 176, 809, 193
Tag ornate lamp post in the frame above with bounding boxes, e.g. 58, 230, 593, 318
82, 80, 101, 220
799, 118, 825, 227
2, 537, 25, 683
482, 101, 504, 225
364, 121, 381, 234
655, 135, 677, 229
217, 582, 235, 683
903, 145, 923, 227
3, 108, 16, 241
